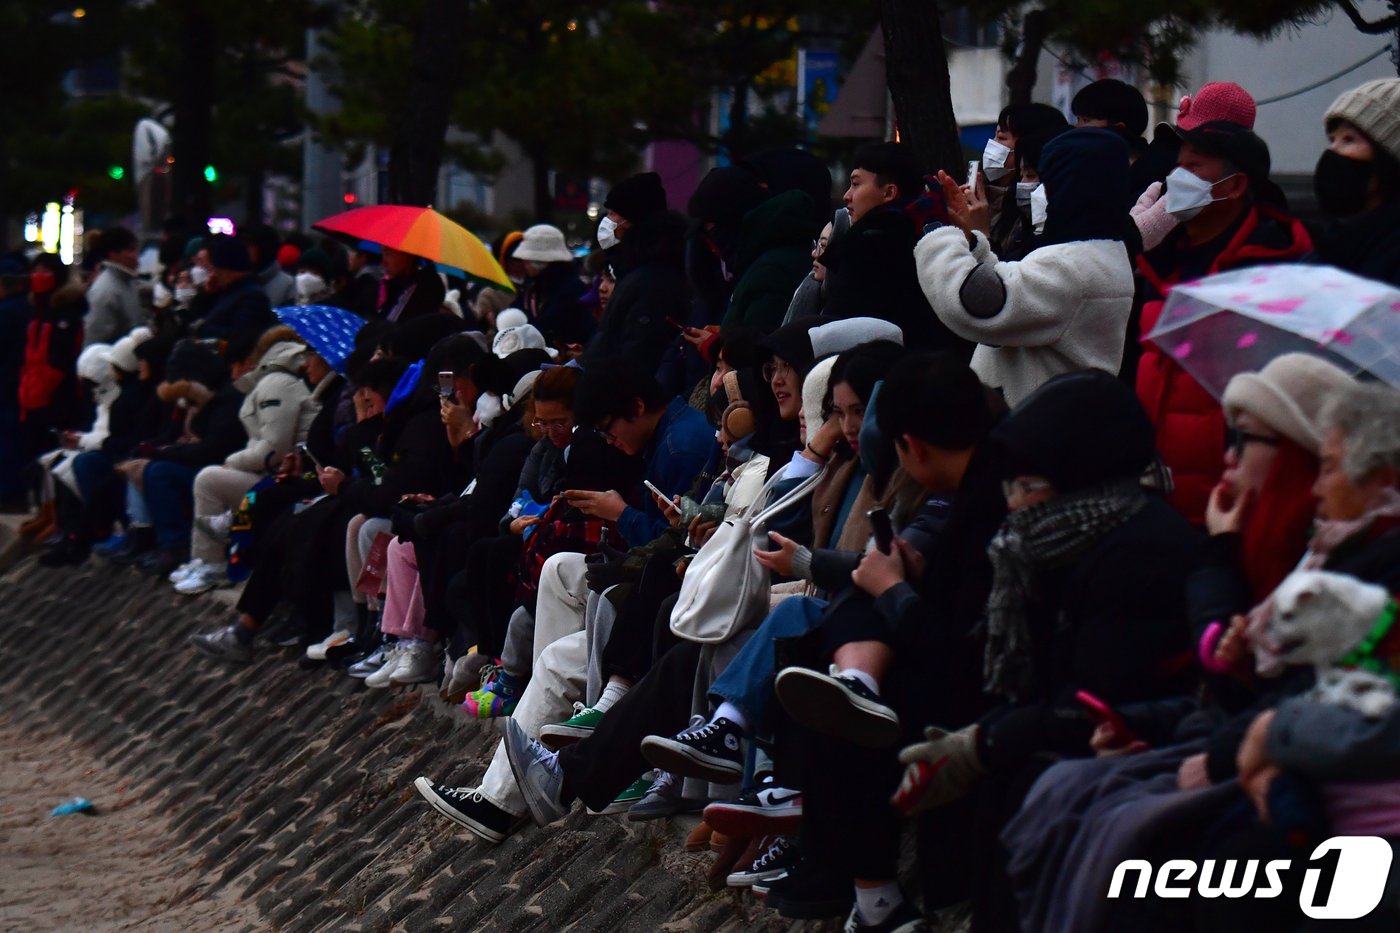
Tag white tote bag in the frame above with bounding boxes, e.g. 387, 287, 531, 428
669, 464, 825, 644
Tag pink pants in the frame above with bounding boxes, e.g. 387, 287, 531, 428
380, 536, 436, 642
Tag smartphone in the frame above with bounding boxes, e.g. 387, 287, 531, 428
437, 371, 455, 399
967, 160, 979, 187
1075, 690, 1142, 746
296, 442, 322, 472
643, 479, 669, 503
664, 316, 687, 333
867, 507, 894, 554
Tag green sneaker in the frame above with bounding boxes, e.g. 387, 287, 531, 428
588, 773, 655, 816
539, 701, 606, 750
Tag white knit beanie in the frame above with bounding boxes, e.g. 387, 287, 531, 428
1325, 79, 1400, 164
109, 326, 154, 373
1222, 353, 1356, 455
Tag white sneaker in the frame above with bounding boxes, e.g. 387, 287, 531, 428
347, 643, 394, 679
305, 629, 353, 662
168, 558, 204, 585
390, 642, 441, 685
173, 562, 228, 595
194, 510, 234, 544
364, 644, 405, 688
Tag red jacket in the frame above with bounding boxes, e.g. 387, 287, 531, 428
1135, 204, 1312, 525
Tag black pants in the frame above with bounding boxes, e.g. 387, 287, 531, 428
236, 496, 350, 638
600, 557, 683, 683
415, 522, 478, 640
447, 533, 523, 657
557, 639, 703, 813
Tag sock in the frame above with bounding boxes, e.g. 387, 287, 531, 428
712, 701, 750, 733
839, 668, 880, 696
494, 669, 523, 696
855, 881, 901, 925
594, 681, 629, 713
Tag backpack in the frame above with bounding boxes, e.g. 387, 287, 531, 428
17, 319, 65, 416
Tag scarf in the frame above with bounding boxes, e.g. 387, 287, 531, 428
983, 479, 1148, 701
1249, 487, 1400, 676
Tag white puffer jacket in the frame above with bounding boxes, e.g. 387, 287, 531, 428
915, 226, 1134, 407
224, 341, 311, 474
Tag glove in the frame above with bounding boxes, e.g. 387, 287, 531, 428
890, 724, 984, 816
584, 541, 631, 594
1130, 182, 1178, 252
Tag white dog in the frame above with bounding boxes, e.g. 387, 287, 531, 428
1266, 570, 1400, 718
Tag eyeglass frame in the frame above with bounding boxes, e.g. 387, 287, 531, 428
762, 360, 795, 383
1224, 427, 1281, 458
531, 418, 574, 434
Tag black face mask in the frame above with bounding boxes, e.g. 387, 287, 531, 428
1314, 149, 1375, 217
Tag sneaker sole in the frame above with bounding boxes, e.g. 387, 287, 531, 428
774, 668, 900, 748
537, 723, 593, 751
390, 669, 440, 685
702, 802, 802, 837
639, 736, 743, 785
412, 777, 507, 844
725, 866, 788, 887
587, 797, 643, 816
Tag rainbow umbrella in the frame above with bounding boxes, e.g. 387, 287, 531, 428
313, 205, 513, 291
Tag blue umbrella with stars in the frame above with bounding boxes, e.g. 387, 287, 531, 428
273, 304, 364, 375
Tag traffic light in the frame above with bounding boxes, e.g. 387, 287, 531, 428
203, 164, 219, 184
107, 165, 124, 180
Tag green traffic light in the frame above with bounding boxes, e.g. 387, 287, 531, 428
203, 164, 218, 183
108, 165, 124, 180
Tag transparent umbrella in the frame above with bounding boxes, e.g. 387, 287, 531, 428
1147, 263, 1400, 399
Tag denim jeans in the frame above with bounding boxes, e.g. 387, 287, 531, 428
143, 460, 199, 549
70, 450, 114, 503
708, 595, 827, 732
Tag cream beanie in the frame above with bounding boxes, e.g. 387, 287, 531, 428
1222, 353, 1356, 455
1325, 78, 1400, 164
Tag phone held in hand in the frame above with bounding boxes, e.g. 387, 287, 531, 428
296, 442, 322, 472
643, 479, 668, 502
665, 316, 687, 333
967, 160, 979, 187
867, 507, 894, 554
437, 371, 455, 399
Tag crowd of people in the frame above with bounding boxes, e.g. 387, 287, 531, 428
3, 74, 1400, 932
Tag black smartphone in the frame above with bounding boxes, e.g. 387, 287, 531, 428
867, 507, 894, 554
665, 316, 687, 333
296, 442, 322, 472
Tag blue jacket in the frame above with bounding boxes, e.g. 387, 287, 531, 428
616, 396, 714, 546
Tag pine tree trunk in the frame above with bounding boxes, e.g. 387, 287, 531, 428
879, 0, 964, 177
171, 7, 215, 222
1006, 9, 1049, 106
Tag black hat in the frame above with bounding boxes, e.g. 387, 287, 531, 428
688, 165, 768, 228
207, 234, 253, 272
604, 172, 668, 224
166, 338, 228, 388
1177, 120, 1272, 187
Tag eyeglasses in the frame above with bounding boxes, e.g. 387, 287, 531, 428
531, 419, 573, 434
1225, 427, 1281, 457
762, 360, 794, 383
1001, 478, 1053, 500
595, 417, 619, 444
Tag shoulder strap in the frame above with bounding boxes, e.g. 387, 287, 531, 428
752, 461, 827, 527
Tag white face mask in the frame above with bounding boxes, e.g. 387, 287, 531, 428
189, 265, 210, 287
174, 286, 198, 303
1164, 166, 1237, 222
597, 216, 620, 250
1015, 181, 1039, 210
982, 138, 1013, 182
1029, 184, 1049, 233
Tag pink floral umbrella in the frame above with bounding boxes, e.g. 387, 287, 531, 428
1148, 263, 1400, 399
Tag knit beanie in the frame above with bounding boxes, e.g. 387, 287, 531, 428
1325, 78, 1400, 164
1177, 82, 1257, 131
1222, 353, 1356, 455
604, 172, 668, 224
109, 326, 154, 373
207, 235, 253, 272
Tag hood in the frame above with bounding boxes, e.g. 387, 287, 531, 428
609, 210, 688, 278
737, 190, 817, 272
1038, 128, 1131, 246
236, 340, 305, 392
818, 205, 912, 275
990, 369, 1155, 493
802, 356, 837, 438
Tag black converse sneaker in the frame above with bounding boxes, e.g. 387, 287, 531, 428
413, 778, 523, 844
640, 716, 744, 784
775, 664, 901, 747
727, 835, 799, 887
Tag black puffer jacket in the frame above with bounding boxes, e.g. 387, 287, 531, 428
584, 211, 690, 372
337, 387, 457, 518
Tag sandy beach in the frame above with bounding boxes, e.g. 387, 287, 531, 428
0, 715, 257, 932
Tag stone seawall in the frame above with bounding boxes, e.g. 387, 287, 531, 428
0, 558, 801, 932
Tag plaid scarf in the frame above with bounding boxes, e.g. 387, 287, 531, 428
983, 479, 1148, 701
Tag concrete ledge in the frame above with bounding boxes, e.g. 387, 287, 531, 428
0, 555, 799, 932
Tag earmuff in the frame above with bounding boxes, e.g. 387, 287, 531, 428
720, 370, 756, 443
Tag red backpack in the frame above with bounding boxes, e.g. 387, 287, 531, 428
17, 319, 66, 418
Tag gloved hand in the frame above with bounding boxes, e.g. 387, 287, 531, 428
1130, 182, 1178, 252
890, 724, 985, 816
584, 541, 631, 594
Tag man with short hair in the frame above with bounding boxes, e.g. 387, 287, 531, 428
1135, 120, 1312, 525
822, 143, 967, 355
84, 226, 147, 345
